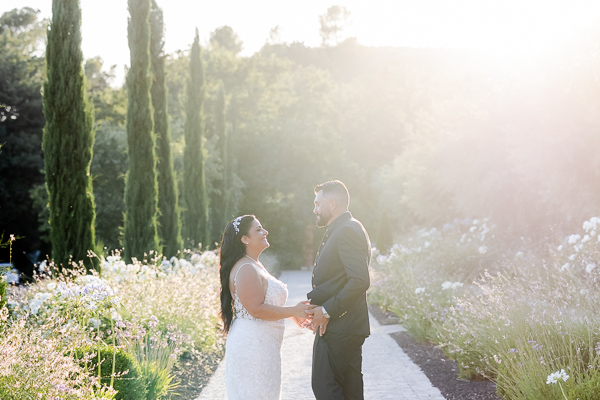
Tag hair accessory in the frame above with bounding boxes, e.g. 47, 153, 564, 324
232, 216, 243, 235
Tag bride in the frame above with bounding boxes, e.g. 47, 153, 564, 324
219, 215, 311, 399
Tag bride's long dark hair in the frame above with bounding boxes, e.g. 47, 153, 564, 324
219, 215, 255, 332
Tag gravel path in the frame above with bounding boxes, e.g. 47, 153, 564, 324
196, 270, 445, 399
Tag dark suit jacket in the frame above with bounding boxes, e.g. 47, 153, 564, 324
307, 212, 371, 337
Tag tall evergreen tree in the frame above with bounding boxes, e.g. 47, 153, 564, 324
123, 0, 160, 261
150, 0, 182, 257
182, 29, 209, 249
215, 82, 233, 237
42, 0, 97, 270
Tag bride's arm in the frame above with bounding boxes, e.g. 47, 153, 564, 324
236, 266, 310, 321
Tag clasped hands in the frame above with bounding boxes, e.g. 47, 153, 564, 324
291, 301, 329, 336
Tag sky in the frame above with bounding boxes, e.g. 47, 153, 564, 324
4, 0, 600, 84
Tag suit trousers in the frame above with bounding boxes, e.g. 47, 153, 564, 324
312, 331, 366, 400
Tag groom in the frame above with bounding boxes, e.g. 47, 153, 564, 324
306, 180, 371, 400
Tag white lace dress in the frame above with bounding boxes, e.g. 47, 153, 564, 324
225, 263, 289, 400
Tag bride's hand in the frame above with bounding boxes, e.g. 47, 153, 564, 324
291, 301, 312, 319
290, 316, 309, 328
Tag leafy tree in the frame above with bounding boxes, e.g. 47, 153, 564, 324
84, 57, 128, 251
150, 0, 182, 258
209, 25, 243, 54
208, 81, 232, 243
123, 0, 160, 261
182, 29, 209, 249
319, 5, 351, 47
85, 57, 127, 125
0, 8, 48, 274
43, 0, 97, 270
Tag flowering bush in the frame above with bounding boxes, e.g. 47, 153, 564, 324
369, 218, 497, 341
372, 216, 600, 399
0, 307, 116, 399
4, 249, 223, 399
100, 251, 223, 354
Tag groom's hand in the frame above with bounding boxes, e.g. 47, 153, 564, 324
305, 306, 329, 336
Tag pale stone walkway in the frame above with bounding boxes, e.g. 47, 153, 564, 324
197, 270, 445, 400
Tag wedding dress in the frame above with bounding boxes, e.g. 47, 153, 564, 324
225, 263, 288, 400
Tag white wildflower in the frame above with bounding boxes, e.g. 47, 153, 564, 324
557, 245, 563, 252
414, 287, 425, 294
28, 298, 44, 315
38, 260, 47, 272
34, 292, 52, 302
46, 281, 57, 291
478, 246, 488, 255
560, 263, 570, 271
568, 254, 576, 261
376, 255, 388, 265
546, 369, 569, 385
568, 234, 581, 244
586, 263, 597, 274
582, 235, 591, 243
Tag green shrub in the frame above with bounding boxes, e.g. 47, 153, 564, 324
567, 369, 600, 400
75, 345, 147, 400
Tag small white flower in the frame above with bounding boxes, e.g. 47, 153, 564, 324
515, 251, 524, 259
586, 263, 597, 274
568, 254, 576, 261
6, 270, 19, 284
557, 245, 563, 252
451, 282, 464, 290
568, 234, 581, 244
560, 263, 570, 271
442, 281, 453, 290
28, 298, 44, 315
376, 255, 388, 264
469, 226, 477, 233
582, 235, 591, 243
38, 261, 47, 272
46, 282, 57, 291
478, 246, 488, 255
546, 369, 569, 385
414, 287, 425, 294
34, 292, 51, 302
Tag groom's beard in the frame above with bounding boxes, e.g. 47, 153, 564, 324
315, 210, 331, 228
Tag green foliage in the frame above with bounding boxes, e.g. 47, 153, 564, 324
209, 25, 243, 54
150, 0, 182, 258
0, 8, 48, 271
75, 345, 147, 400
567, 369, 600, 400
124, 0, 160, 261
208, 81, 233, 244
84, 57, 128, 251
375, 210, 394, 255
182, 29, 210, 249
42, 0, 97, 271
91, 124, 128, 251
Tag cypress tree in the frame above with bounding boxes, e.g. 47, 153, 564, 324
182, 29, 209, 249
216, 82, 233, 231
123, 0, 160, 261
43, 0, 97, 271
209, 81, 229, 245
150, 0, 182, 258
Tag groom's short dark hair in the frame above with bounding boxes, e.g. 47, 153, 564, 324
314, 180, 350, 207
